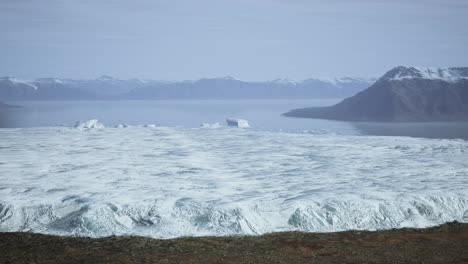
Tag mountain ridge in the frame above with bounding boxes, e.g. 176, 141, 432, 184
0, 76, 375, 100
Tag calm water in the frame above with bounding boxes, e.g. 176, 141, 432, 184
1, 100, 467, 139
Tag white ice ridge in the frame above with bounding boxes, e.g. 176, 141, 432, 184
387, 66, 468, 82
0, 127, 467, 238
74, 119, 105, 129
0, 194, 466, 238
226, 118, 249, 128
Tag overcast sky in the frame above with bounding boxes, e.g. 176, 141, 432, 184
1, 0, 467, 81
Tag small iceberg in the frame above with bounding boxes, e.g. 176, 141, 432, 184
74, 119, 105, 129
201, 122, 221, 128
226, 118, 249, 128
144, 124, 157, 128
115, 124, 129, 128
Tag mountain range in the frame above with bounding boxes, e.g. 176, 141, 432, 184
0, 76, 375, 100
284, 66, 468, 122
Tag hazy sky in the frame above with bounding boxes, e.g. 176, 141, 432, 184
1, 0, 467, 81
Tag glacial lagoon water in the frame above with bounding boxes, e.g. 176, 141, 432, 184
1, 99, 468, 139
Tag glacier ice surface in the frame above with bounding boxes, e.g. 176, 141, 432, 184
0, 126, 467, 238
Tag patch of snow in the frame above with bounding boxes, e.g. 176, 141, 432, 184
312, 77, 374, 86
221, 76, 239, 81
271, 78, 298, 85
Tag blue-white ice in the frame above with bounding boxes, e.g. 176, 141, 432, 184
0, 126, 467, 238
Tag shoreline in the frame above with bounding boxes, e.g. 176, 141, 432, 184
1, 221, 467, 263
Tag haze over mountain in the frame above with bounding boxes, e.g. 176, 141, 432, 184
0, 76, 375, 100
284, 66, 468, 122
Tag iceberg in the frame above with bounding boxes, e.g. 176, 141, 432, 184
115, 124, 129, 128
74, 119, 105, 129
226, 118, 249, 128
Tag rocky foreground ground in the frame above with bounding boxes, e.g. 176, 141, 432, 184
0, 222, 467, 264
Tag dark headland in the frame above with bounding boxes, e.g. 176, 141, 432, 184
1, 222, 467, 264
284, 66, 468, 122
0, 101, 21, 108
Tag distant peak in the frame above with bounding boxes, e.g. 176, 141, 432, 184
271, 78, 297, 85
382, 66, 468, 82
221, 76, 238, 81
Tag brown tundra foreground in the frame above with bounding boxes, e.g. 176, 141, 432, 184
0, 221, 467, 264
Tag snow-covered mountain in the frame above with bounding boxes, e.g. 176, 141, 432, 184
0, 76, 159, 100
0, 76, 375, 100
381, 66, 468, 82
285, 66, 468, 122
0, 77, 39, 100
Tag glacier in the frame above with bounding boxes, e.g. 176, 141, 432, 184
0, 126, 467, 238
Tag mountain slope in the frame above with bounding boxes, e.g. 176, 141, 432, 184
0, 77, 38, 100
0, 77, 97, 100
284, 66, 468, 122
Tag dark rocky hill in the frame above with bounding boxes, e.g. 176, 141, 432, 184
284, 66, 468, 122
